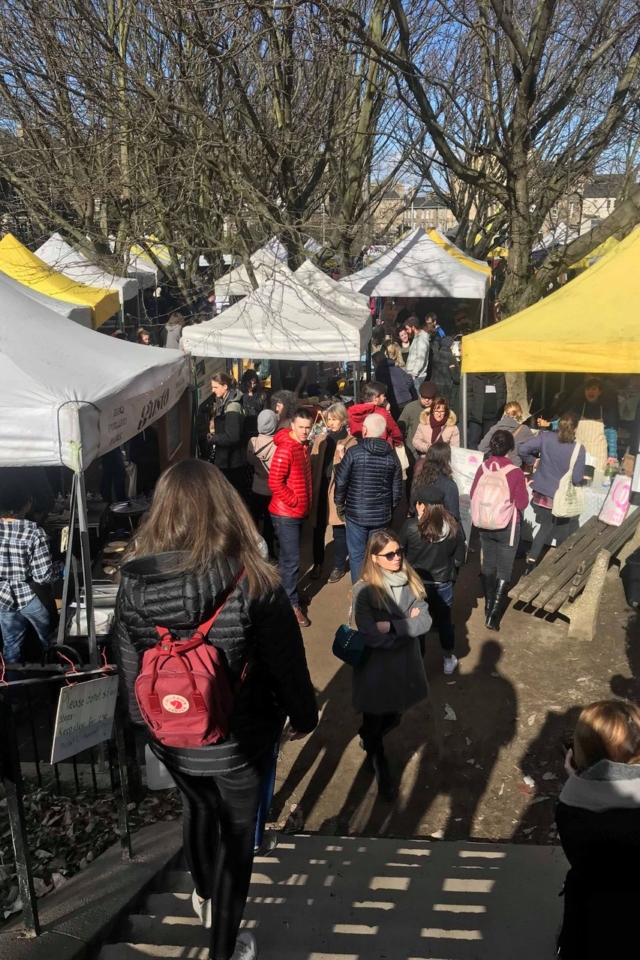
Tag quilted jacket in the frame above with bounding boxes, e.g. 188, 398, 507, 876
268, 431, 312, 519
112, 551, 318, 775
348, 403, 404, 448
209, 388, 246, 470
333, 438, 402, 528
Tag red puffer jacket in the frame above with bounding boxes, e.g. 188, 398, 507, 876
348, 402, 404, 448
268, 431, 312, 519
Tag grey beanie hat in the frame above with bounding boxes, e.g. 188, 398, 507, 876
257, 409, 278, 435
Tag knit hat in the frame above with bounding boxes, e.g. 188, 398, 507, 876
257, 410, 278, 436
419, 381, 437, 399
413, 484, 444, 506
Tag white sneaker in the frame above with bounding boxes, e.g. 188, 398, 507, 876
232, 930, 258, 959
443, 654, 458, 676
191, 888, 212, 929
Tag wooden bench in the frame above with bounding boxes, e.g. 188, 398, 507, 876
509, 509, 640, 640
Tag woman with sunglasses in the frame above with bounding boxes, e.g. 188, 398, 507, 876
352, 529, 431, 801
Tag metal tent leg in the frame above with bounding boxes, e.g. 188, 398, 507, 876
76, 469, 98, 668
56, 472, 78, 646
462, 372, 468, 448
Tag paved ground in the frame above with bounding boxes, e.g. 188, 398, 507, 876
272, 526, 639, 844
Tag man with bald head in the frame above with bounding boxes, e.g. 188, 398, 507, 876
334, 413, 403, 582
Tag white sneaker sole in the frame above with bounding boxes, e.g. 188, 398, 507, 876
443, 656, 458, 676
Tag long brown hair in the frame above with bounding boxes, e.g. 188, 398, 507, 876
574, 700, 640, 772
413, 442, 453, 486
359, 529, 425, 611
126, 459, 279, 597
416, 502, 458, 542
557, 411, 579, 443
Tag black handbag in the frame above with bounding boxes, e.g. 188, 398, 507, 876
332, 623, 367, 667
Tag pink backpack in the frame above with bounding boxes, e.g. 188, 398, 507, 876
471, 462, 518, 544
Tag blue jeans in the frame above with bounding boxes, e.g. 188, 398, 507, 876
345, 521, 385, 583
270, 514, 303, 606
413, 375, 426, 393
425, 581, 455, 653
0, 594, 52, 665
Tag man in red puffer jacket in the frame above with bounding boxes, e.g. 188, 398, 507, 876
269, 409, 314, 627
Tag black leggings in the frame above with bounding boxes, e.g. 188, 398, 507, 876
528, 504, 579, 562
360, 712, 402, 755
480, 522, 520, 582
169, 750, 273, 960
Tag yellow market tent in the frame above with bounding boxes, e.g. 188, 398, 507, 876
0, 234, 120, 328
462, 225, 640, 374
427, 229, 492, 277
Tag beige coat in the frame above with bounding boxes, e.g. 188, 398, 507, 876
413, 410, 460, 454
247, 434, 276, 496
309, 431, 357, 528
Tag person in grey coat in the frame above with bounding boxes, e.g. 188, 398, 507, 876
478, 402, 535, 467
352, 528, 431, 801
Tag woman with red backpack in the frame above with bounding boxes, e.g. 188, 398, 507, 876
470, 430, 529, 631
112, 460, 318, 960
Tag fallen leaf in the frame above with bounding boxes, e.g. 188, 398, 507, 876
444, 703, 457, 721
523, 775, 535, 788
527, 714, 537, 726
429, 829, 444, 840
542, 772, 557, 781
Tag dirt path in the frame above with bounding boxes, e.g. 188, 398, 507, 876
272, 533, 639, 844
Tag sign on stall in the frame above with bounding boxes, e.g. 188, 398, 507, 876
599, 475, 632, 527
450, 448, 484, 543
98, 363, 189, 455
50, 676, 119, 764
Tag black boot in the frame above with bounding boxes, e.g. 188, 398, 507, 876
371, 749, 396, 802
481, 573, 496, 619
486, 579, 509, 631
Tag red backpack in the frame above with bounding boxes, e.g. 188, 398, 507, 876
134, 571, 245, 748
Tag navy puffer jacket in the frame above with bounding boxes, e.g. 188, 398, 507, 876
333, 438, 402, 528
112, 551, 318, 776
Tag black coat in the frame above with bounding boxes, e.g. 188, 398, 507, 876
399, 518, 466, 583
333, 438, 402, 528
375, 358, 416, 420
112, 551, 318, 775
430, 336, 460, 409
209, 388, 246, 470
466, 374, 507, 426
556, 760, 640, 959
411, 472, 461, 522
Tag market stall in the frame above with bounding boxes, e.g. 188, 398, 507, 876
0, 290, 190, 664
35, 232, 139, 325
213, 237, 290, 300
0, 233, 121, 327
339, 227, 489, 315
0, 268, 92, 328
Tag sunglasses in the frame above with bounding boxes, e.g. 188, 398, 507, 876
377, 548, 403, 560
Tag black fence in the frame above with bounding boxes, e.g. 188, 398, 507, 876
0, 668, 134, 937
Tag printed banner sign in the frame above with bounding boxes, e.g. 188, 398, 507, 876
99, 363, 189, 454
599, 475, 632, 527
450, 447, 484, 497
50, 676, 119, 764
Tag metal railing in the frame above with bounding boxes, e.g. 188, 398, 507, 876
0, 668, 134, 938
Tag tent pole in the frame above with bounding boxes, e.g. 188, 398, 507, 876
353, 362, 360, 402
461, 372, 468, 448
56, 472, 78, 646
480, 295, 486, 330
76, 466, 98, 668
119, 290, 125, 333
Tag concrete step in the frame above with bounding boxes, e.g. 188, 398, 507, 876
103, 835, 568, 960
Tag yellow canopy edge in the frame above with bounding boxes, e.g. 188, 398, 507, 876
0, 234, 120, 328
462, 225, 640, 374
131, 237, 172, 267
427, 229, 492, 276
570, 235, 619, 271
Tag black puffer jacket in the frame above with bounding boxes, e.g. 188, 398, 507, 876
333, 438, 402, 528
209, 388, 246, 470
112, 551, 318, 775
399, 517, 466, 583
430, 336, 460, 410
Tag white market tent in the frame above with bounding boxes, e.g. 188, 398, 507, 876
295, 259, 369, 318
0, 290, 188, 470
339, 227, 489, 302
214, 237, 289, 298
36, 233, 139, 303
183, 269, 371, 362
0, 269, 93, 328
127, 253, 161, 290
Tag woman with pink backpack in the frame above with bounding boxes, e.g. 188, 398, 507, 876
470, 430, 530, 631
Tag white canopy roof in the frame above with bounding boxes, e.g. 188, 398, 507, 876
127, 254, 161, 290
0, 288, 189, 469
0, 269, 93, 327
183, 269, 371, 362
295, 260, 369, 318
36, 233, 139, 302
339, 227, 489, 299
214, 237, 289, 298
